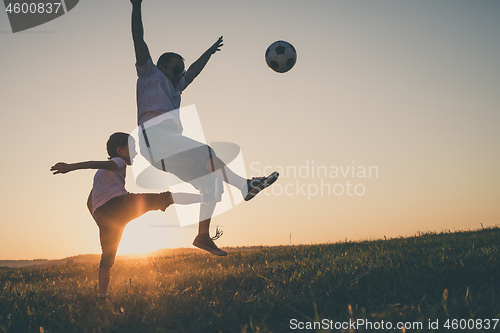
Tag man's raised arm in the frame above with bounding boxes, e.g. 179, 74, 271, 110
131, 0, 150, 66
184, 36, 224, 87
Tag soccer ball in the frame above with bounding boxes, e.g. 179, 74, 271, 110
265, 40, 297, 73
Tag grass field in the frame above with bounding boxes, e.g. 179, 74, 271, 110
1, 227, 499, 332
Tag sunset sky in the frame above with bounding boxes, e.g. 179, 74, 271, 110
1, 0, 499, 260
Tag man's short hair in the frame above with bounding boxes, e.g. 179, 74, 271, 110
106, 132, 130, 159
157, 52, 184, 68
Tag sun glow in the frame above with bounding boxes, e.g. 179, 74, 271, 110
116, 213, 187, 255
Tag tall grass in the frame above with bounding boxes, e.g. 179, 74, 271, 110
1, 227, 499, 332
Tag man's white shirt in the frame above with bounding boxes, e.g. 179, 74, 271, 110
136, 57, 187, 132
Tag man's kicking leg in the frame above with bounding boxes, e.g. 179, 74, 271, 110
190, 155, 279, 256
204, 155, 279, 201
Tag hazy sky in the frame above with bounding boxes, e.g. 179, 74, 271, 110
1, 0, 499, 260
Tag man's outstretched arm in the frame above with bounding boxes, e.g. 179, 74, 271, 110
184, 36, 223, 87
131, 0, 150, 66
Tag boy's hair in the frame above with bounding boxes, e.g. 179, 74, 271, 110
106, 132, 130, 159
157, 52, 184, 68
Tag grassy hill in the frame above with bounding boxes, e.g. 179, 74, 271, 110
0, 247, 265, 269
0, 227, 498, 332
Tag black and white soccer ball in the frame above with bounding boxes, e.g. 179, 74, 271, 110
265, 40, 297, 73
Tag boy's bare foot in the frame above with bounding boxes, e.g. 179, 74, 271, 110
97, 295, 109, 304
193, 233, 227, 256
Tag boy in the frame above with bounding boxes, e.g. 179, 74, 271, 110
51, 132, 218, 299
130, 0, 279, 256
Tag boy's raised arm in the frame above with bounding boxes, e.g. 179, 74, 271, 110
51, 161, 118, 175
131, 0, 151, 66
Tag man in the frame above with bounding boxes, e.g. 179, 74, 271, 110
130, 0, 278, 256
